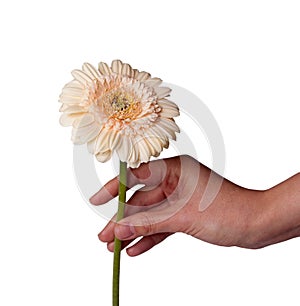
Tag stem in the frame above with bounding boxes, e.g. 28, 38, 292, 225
113, 161, 127, 306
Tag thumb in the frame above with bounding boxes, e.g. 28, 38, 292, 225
114, 209, 175, 240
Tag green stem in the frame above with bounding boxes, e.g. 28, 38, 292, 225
113, 161, 127, 306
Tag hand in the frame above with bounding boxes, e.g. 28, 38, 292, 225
90, 155, 300, 255
90, 155, 260, 255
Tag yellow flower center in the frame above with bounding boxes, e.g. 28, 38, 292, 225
102, 89, 142, 121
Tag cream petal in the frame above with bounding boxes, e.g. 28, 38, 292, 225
140, 90, 152, 101
159, 107, 180, 118
132, 80, 143, 93
95, 128, 110, 153
72, 123, 91, 138
128, 140, 139, 163
59, 113, 83, 127
145, 135, 163, 156
64, 80, 85, 89
60, 89, 86, 102
148, 129, 168, 150
59, 104, 85, 113
117, 136, 132, 162
161, 138, 169, 150
147, 126, 167, 141
155, 121, 176, 140
144, 77, 162, 88
96, 150, 112, 162
155, 87, 171, 98
87, 136, 97, 154
161, 118, 180, 133
72, 122, 101, 144
136, 71, 151, 81
128, 161, 140, 169
98, 62, 112, 75
132, 116, 153, 127
82, 63, 101, 79
61, 86, 85, 96
59, 94, 84, 105
157, 118, 179, 140
59, 113, 73, 126
158, 99, 179, 111
108, 130, 121, 151
71, 69, 93, 85
103, 129, 119, 151
144, 138, 156, 157
121, 63, 133, 77
137, 139, 151, 163
111, 60, 123, 74
132, 69, 139, 78
132, 135, 151, 161
73, 113, 95, 128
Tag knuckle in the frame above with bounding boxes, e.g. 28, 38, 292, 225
139, 212, 156, 235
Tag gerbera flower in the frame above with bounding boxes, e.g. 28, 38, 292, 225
59, 60, 180, 168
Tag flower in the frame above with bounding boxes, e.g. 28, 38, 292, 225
59, 60, 180, 168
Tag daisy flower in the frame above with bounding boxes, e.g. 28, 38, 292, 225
59, 60, 179, 167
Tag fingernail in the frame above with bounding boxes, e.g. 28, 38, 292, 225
98, 231, 106, 242
115, 223, 135, 240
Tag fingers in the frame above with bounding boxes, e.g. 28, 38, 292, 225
98, 215, 116, 243
107, 239, 134, 252
126, 233, 172, 256
89, 159, 168, 206
99, 198, 178, 243
128, 159, 168, 188
105, 233, 173, 256
89, 176, 119, 205
99, 186, 168, 243
127, 185, 166, 207
114, 207, 176, 241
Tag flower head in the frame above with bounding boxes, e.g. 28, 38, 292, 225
59, 60, 180, 168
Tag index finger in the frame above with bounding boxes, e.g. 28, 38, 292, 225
89, 159, 168, 205
89, 175, 119, 205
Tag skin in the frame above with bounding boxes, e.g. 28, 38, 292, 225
89, 155, 300, 256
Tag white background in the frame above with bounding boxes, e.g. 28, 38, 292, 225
0, 0, 299, 305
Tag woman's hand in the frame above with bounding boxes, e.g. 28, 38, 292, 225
90, 155, 300, 255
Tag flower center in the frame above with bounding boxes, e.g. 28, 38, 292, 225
110, 91, 133, 112
101, 89, 141, 120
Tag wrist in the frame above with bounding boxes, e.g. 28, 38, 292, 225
238, 189, 272, 249
241, 181, 300, 249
